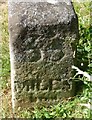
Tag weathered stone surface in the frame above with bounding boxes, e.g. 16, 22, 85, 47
8, 0, 79, 111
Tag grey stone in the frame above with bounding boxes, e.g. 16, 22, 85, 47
8, 0, 79, 111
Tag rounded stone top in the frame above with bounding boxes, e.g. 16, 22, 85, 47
8, 0, 71, 5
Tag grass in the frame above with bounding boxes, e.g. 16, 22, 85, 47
0, 2, 10, 89
0, 0, 92, 118
0, 2, 12, 118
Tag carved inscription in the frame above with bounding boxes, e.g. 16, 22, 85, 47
13, 25, 65, 63
14, 79, 72, 101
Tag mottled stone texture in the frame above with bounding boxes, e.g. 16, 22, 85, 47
8, 0, 79, 110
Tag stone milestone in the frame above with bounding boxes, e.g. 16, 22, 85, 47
8, 0, 79, 111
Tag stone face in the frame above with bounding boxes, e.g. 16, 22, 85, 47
8, 0, 79, 111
